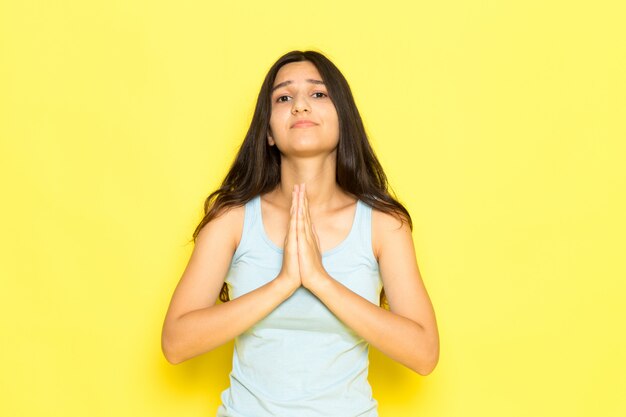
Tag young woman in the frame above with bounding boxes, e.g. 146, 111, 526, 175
161, 50, 439, 417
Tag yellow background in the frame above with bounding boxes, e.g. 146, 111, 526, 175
1, 1, 625, 416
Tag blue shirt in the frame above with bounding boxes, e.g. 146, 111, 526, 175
217, 194, 383, 417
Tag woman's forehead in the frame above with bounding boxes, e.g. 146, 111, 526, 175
274, 61, 323, 86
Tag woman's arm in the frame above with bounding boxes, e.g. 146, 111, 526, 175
161, 194, 301, 364
296, 188, 439, 375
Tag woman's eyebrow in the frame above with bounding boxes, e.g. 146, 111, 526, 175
271, 79, 325, 93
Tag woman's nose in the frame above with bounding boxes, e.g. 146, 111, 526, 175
291, 94, 310, 114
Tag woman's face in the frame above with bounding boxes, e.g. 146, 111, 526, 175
268, 61, 339, 158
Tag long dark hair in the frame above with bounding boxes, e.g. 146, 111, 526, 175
191, 50, 412, 308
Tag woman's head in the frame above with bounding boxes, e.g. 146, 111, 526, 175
251, 50, 378, 190
267, 60, 340, 159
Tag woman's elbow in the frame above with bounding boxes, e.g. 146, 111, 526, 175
162, 340, 179, 365
411, 355, 438, 376
161, 328, 186, 365
414, 355, 439, 376
412, 338, 440, 376
162, 346, 183, 365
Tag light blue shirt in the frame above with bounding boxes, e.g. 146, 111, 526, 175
217, 194, 383, 417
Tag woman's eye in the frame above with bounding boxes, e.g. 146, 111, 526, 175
275, 92, 327, 103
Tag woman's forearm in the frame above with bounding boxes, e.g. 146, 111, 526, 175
309, 273, 439, 375
162, 276, 294, 364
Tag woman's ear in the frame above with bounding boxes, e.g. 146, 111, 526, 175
267, 130, 275, 146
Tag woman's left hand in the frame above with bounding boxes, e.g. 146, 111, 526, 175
296, 183, 330, 292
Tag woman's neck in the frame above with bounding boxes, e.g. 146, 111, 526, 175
272, 154, 342, 211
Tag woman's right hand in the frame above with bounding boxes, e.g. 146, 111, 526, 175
276, 184, 302, 296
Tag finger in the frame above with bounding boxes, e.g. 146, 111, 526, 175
297, 186, 311, 252
292, 188, 298, 223
297, 185, 305, 237
303, 185, 313, 237
302, 188, 313, 242
287, 189, 297, 247
298, 184, 304, 218
311, 223, 320, 247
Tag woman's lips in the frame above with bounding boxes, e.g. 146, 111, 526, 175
292, 121, 317, 128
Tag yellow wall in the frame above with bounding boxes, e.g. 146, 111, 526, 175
1, 1, 624, 416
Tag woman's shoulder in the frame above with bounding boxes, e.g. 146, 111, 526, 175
199, 202, 247, 250
371, 206, 411, 260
